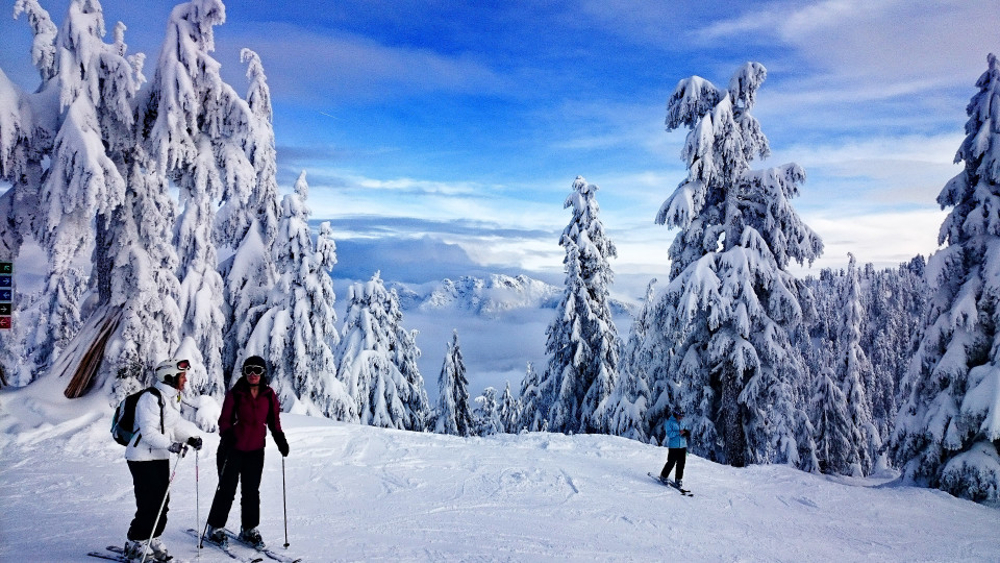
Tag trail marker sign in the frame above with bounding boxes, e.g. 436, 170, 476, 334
0, 261, 10, 330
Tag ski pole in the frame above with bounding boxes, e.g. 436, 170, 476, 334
282, 456, 289, 548
199, 452, 230, 549
196, 449, 200, 559
142, 445, 188, 563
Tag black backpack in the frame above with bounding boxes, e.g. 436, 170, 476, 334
111, 387, 164, 446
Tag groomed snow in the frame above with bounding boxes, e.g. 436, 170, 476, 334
1, 376, 997, 562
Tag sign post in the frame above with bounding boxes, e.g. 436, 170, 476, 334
0, 261, 12, 330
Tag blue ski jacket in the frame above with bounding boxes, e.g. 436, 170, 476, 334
664, 415, 689, 449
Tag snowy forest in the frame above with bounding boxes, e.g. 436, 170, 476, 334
0, 0, 998, 505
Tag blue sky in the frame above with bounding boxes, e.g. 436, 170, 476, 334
3, 0, 999, 297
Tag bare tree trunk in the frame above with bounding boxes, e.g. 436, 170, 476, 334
720, 364, 747, 467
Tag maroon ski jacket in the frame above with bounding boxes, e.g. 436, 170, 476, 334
218, 376, 283, 452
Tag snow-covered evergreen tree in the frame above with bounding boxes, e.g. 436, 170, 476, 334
3, 0, 54, 254
12, 0, 57, 85
101, 161, 183, 390
435, 330, 474, 437
0, 66, 35, 263
0, 13, 44, 385
1, 1, 357, 431
608, 279, 658, 441
498, 381, 521, 434
798, 255, 929, 450
336, 271, 428, 429
811, 356, 854, 475
892, 54, 1000, 502
142, 0, 244, 400
517, 361, 549, 432
864, 257, 928, 442
391, 309, 432, 432
247, 172, 352, 420
545, 176, 620, 435
475, 386, 503, 436
650, 63, 822, 469
835, 254, 881, 476
219, 48, 280, 386
33, 0, 130, 371
3, 0, 195, 394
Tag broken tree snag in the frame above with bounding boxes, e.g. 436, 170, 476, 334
61, 306, 123, 398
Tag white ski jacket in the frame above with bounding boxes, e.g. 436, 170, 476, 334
124, 381, 200, 462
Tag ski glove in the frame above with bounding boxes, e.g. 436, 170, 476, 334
187, 436, 203, 450
168, 442, 186, 454
274, 431, 289, 457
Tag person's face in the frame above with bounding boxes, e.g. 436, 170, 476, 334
176, 371, 187, 391
244, 365, 264, 384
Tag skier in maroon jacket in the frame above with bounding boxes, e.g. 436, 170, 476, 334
204, 355, 289, 549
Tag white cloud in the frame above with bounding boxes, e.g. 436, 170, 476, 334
772, 132, 964, 206
303, 168, 548, 225
223, 23, 508, 102
793, 207, 947, 275
695, 0, 1000, 86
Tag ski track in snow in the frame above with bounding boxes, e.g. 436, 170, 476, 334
1, 388, 999, 562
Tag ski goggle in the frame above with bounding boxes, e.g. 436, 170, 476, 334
244, 365, 265, 376
176, 359, 191, 371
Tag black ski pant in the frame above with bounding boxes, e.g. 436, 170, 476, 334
660, 447, 687, 482
207, 447, 265, 531
127, 459, 170, 541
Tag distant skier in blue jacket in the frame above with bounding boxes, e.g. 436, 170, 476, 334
659, 409, 690, 488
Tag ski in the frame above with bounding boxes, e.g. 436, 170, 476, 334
87, 546, 132, 563
223, 528, 303, 563
87, 544, 189, 563
647, 472, 694, 496
185, 528, 263, 563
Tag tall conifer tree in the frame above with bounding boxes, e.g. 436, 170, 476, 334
336, 271, 429, 429
892, 54, 1000, 502
545, 176, 620, 434
435, 330, 474, 436
650, 63, 822, 469
248, 173, 352, 419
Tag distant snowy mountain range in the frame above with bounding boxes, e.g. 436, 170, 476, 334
383, 273, 635, 319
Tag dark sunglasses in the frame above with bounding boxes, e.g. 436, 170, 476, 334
244, 365, 265, 376
177, 359, 191, 370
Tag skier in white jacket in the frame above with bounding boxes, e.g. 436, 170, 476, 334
124, 359, 203, 561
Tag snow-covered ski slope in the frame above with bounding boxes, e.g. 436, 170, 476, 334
1, 376, 997, 562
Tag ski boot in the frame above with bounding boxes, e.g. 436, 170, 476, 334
204, 525, 229, 548
148, 537, 171, 561
123, 539, 144, 560
239, 527, 266, 549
